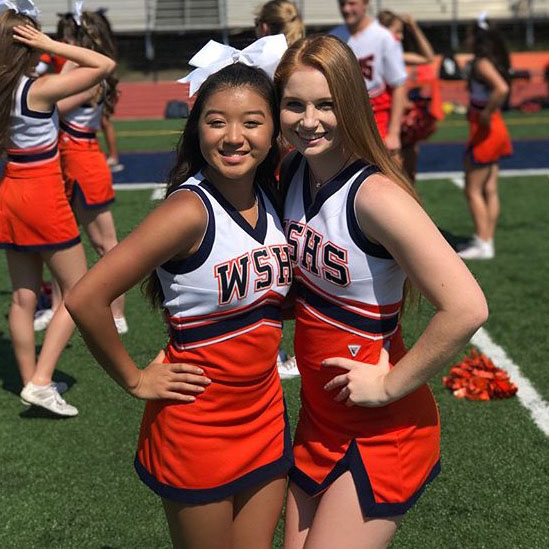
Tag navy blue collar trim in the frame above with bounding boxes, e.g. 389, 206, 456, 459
21, 78, 55, 119
200, 179, 267, 244
302, 159, 367, 222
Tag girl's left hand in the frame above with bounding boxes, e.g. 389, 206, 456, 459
322, 347, 392, 407
13, 24, 55, 52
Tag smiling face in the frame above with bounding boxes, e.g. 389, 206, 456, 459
338, 0, 368, 30
280, 66, 343, 164
198, 85, 274, 185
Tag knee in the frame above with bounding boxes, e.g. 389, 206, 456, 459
90, 233, 118, 257
11, 288, 38, 311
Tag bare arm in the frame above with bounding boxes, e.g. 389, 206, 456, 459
475, 57, 509, 125
385, 84, 406, 152
56, 60, 102, 115
13, 24, 115, 110
324, 176, 488, 406
65, 191, 211, 400
401, 14, 434, 65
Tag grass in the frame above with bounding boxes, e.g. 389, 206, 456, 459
1, 174, 548, 548
102, 111, 549, 154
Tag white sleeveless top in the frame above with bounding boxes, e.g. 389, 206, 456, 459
60, 98, 104, 140
283, 155, 406, 341
157, 172, 292, 351
6, 76, 59, 166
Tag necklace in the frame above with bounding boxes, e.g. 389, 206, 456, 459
309, 154, 353, 189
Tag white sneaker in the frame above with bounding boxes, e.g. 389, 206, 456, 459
20, 381, 68, 406
33, 308, 54, 331
20, 382, 78, 417
458, 242, 494, 260
114, 316, 128, 334
278, 356, 300, 379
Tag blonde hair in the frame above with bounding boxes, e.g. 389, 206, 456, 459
0, 10, 40, 155
377, 10, 400, 29
274, 35, 417, 201
256, 0, 304, 46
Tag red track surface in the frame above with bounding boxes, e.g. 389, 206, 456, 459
113, 52, 548, 120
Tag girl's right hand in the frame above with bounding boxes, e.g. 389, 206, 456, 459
130, 350, 211, 402
13, 24, 55, 52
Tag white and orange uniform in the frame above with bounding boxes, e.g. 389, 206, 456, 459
59, 90, 115, 209
466, 60, 512, 165
331, 20, 407, 138
135, 173, 294, 503
283, 154, 440, 517
0, 76, 80, 251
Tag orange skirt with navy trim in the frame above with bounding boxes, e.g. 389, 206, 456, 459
59, 134, 115, 209
135, 331, 293, 504
0, 159, 80, 251
291, 322, 440, 518
466, 109, 513, 165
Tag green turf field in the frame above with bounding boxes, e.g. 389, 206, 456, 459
1, 175, 547, 548
102, 111, 549, 153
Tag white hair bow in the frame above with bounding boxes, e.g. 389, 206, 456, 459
0, 0, 40, 19
179, 34, 287, 96
477, 11, 489, 30
73, 0, 84, 26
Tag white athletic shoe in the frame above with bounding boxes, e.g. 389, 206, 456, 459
20, 381, 69, 406
20, 382, 78, 417
458, 236, 494, 260
33, 308, 54, 331
278, 356, 300, 379
114, 316, 129, 334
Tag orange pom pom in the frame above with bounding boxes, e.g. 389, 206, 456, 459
442, 348, 518, 401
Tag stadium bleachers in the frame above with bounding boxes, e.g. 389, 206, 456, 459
38, 1, 549, 34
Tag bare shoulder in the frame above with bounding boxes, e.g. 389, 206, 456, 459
355, 173, 417, 215
154, 188, 208, 237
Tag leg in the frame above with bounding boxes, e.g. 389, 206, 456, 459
304, 472, 402, 549
284, 481, 320, 549
6, 250, 43, 385
74, 203, 125, 319
233, 474, 287, 549
162, 497, 233, 549
464, 157, 493, 241
31, 244, 87, 385
484, 163, 500, 241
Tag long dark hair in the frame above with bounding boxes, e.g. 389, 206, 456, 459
58, 10, 119, 117
471, 20, 511, 84
144, 62, 281, 308
0, 10, 40, 155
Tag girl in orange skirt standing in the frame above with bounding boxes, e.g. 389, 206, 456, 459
0, 2, 115, 416
459, 13, 512, 260
66, 37, 294, 548
57, 8, 127, 332
275, 35, 488, 548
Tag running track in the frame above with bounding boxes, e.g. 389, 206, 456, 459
110, 139, 549, 184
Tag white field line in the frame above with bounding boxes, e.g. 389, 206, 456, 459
417, 168, 549, 181
445, 174, 549, 437
111, 168, 549, 194
471, 328, 549, 437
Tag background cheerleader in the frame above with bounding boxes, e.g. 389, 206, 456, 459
57, 7, 127, 332
0, 4, 115, 416
458, 13, 512, 260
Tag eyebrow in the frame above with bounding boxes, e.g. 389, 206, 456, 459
204, 109, 266, 116
282, 96, 333, 102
